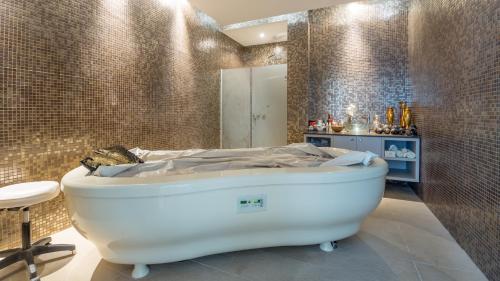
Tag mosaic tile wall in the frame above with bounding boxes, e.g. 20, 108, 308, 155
242, 42, 287, 67
408, 0, 499, 279
286, 12, 310, 143
308, 0, 413, 122
0, 0, 243, 249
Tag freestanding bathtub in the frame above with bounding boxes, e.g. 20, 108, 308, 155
61, 156, 388, 279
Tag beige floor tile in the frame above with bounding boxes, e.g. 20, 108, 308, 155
42, 228, 102, 281
266, 245, 420, 281
196, 246, 420, 281
384, 183, 420, 202
369, 199, 396, 219
148, 260, 249, 281
385, 200, 452, 238
415, 262, 488, 281
357, 217, 412, 261
85, 263, 133, 281
399, 223, 479, 271
195, 249, 341, 281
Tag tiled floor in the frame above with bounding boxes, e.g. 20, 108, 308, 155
0, 184, 488, 281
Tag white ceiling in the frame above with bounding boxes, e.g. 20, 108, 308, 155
222, 21, 288, 47
188, 0, 358, 26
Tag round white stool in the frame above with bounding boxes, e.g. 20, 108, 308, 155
0, 181, 75, 281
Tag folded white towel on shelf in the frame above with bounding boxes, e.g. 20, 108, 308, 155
385, 151, 396, 158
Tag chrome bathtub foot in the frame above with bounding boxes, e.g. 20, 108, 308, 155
132, 264, 149, 279
319, 241, 337, 252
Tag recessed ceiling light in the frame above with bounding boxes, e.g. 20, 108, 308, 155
259, 33, 265, 38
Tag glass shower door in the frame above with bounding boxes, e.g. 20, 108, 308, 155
221, 68, 251, 148
221, 64, 287, 148
251, 64, 287, 147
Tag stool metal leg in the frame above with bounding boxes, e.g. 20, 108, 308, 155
33, 237, 51, 246
0, 248, 20, 258
25, 251, 39, 281
0, 250, 23, 269
33, 244, 75, 256
22, 208, 32, 250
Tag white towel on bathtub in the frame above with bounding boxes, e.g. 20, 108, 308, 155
319, 151, 378, 167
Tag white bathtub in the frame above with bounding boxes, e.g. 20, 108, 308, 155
61, 156, 388, 278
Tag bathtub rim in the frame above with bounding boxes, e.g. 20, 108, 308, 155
61, 158, 388, 198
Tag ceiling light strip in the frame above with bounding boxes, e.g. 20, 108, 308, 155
222, 11, 307, 31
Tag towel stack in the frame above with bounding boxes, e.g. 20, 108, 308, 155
385, 145, 416, 159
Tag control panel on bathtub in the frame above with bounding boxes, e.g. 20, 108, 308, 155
238, 195, 267, 213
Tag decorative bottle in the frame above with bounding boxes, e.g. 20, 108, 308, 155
386, 107, 395, 126
403, 107, 412, 129
399, 101, 406, 127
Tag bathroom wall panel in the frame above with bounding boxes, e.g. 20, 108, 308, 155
286, 12, 310, 143
0, 0, 244, 249
242, 42, 287, 67
308, 0, 413, 122
408, 0, 499, 279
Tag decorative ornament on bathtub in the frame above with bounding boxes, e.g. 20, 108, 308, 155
80, 145, 144, 172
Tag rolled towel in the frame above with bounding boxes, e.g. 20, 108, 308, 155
389, 145, 398, 151
362, 151, 378, 166
396, 150, 404, 158
406, 151, 416, 159
320, 151, 378, 167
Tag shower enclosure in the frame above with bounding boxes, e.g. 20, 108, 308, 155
221, 64, 287, 148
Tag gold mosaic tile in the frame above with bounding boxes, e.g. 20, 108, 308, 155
308, 0, 412, 121
242, 43, 287, 67
0, 0, 243, 250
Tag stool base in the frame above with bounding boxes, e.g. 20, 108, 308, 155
0, 239, 75, 280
